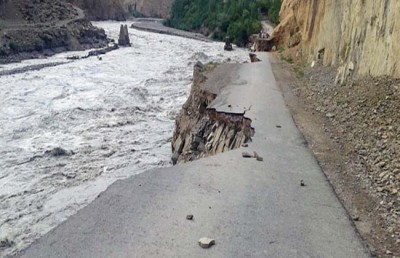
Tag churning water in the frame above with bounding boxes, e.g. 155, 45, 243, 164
0, 21, 248, 256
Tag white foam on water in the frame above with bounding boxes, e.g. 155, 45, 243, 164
0, 21, 249, 257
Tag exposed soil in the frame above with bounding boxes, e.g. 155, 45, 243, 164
270, 54, 399, 257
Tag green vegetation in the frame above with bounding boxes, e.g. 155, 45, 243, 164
294, 67, 305, 78
280, 54, 293, 64
8, 42, 19, 52
166, 0, 281, 46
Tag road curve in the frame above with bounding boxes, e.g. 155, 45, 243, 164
17, 53, 370, 258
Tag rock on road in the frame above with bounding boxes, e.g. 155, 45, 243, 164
17, 53, 370, 258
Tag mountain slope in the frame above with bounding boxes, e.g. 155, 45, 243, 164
0, 0, 108, 63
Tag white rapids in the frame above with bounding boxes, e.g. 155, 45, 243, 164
0, 21, 249, 257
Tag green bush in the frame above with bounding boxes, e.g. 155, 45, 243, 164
9, 42, 19, 52
167, 0, 282, 47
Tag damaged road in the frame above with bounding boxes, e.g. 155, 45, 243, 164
17, 53, 370, 258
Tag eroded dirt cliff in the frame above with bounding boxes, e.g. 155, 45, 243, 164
172, 62, 253, 164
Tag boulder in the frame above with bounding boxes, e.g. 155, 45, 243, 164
224, 36, 233, 51
249, 53, 261, 63
198, 237, 215, 248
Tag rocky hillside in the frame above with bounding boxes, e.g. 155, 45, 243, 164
66, 0, 126, 21
66, 0, 173, 20
123, 0, 174, 18
271, 1, 400, 256
273, 0, 400, 83
0, 0, 108, 63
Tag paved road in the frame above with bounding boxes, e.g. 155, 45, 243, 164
17, 53, 370, 258
131, 19, 212, 42
261, 20, 274, 36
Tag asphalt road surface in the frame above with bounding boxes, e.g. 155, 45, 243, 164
17, 53, 370, 258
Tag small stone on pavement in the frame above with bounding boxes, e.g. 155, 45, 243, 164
186, 214, 193, 220
198, 237, 215, 248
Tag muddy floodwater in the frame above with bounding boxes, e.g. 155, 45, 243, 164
0, 21, 248, 257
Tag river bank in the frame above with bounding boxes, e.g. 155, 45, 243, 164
0, 21, 249, 257
131, 19, 212, 42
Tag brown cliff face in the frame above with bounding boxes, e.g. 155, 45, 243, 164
273, 0, 400, 82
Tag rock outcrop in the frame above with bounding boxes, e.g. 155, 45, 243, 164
172, 62, 254, 164
118, 24, 131, 46
272, 0, 400, 82
223, 37, 233, 51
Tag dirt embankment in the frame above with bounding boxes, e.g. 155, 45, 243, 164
0, 0, 108, 63
172, 62, 254, 164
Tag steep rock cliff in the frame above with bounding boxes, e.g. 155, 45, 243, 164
273, 0, 400, 82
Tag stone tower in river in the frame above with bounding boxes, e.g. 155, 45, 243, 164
118, 24, 131, 46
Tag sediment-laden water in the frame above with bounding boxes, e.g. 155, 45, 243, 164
0, 21, 248, 257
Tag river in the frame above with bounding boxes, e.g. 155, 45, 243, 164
0, 21, 249, 257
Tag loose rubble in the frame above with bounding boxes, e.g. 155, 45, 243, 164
285, 58, 400, 256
